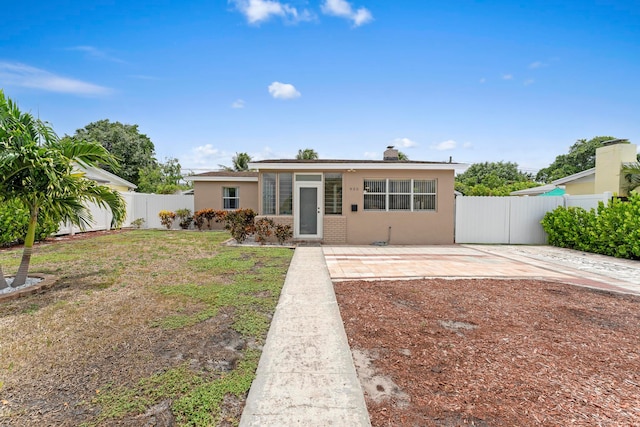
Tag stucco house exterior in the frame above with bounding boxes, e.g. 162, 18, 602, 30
188, 148, 464, 244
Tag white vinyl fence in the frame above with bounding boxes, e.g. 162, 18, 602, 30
455, 193, 612, 244
56, 192, 194, 235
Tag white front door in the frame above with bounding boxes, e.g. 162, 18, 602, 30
294, 177, 323, 239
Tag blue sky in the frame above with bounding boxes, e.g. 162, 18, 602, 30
2, 0, 639, 174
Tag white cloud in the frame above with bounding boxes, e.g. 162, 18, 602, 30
0, 61, 111, 96
463, 142, 473, 149
232, 99, 246, 109
67, 46, 125, 63
479, 77, 486, 84
229, 0, 312, 24
529, 61, 547, 69
523, 79, 535, 86
393, 137, 417, 148
181, 144, 226, 168
431, 140, 457, 151
268, 81, 301, 99
502, 74, 513, 80
321, 0, 373, 27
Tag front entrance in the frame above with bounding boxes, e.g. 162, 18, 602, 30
294, 175, 323, 239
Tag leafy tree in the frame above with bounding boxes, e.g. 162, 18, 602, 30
0, 91, 126, 288
455, 161, 534, 195
68, 119, 157, 186
398, 151, 409, 161
138, 157, 187, 194
535, 136, 623, 182
296, 148, 319, 160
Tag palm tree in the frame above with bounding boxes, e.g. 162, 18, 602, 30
296, 148, 319, 160
622, 162, 640, 193
0, 90, 126, 288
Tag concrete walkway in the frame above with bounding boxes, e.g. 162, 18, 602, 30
240, 247, 371, 426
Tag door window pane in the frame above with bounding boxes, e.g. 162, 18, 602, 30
299, 187, 318, 234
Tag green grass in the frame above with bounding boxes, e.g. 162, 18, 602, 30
0, 230, 292, 426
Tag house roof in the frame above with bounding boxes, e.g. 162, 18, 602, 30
551, 168, 595, 185
248, 159, 466, 171
184, 171, 259, 182
77, 165, 137, 190
510, 183, 560, 196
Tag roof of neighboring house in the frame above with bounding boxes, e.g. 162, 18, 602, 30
551, 168, 595, 185
184, 171, 259, 182
510, 183, 560, 196
249, 159, 466, 171
77, 165, 137, 190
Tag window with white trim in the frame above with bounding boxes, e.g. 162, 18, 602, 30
363, 179, 437, 211
223, 187, 239, 209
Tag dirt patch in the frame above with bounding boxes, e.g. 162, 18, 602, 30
335, 278, 640, 427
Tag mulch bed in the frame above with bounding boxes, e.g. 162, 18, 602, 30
335, 278, 640, 427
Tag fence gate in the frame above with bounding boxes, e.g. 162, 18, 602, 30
455, 196, 564, 244
454, 194, 611, 244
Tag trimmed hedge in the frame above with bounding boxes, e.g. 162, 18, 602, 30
0, 199, 60, 247
541, 194, 640, 259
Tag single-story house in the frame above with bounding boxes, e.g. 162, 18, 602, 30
511, 141, 638, 196
187, 147, 465, 244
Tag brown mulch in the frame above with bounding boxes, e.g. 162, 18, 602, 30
335, 279, 640, 427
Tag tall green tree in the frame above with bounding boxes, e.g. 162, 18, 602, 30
296, 148, 319, 160
69, 119, 157, 186
0, 91, 126, 288
455, 161, 536, 196
535, 136, 623, 182
397, 151, 409, 161
137, 157, 186, 194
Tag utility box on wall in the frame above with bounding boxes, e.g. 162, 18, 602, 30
351, 204, 358, 212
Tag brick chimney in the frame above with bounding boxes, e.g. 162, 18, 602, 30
383, 146, 399, 161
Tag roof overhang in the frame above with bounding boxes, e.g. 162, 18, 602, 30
248, 162, 466, 171
184, 175, 258, 182
551, 168, 595, 185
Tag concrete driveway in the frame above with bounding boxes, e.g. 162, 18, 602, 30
323, 244, 640, 295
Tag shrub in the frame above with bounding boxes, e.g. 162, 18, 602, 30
223, 209, 256, 243
541, 194, 640, 259
193, 210, 206, 230
0, 199, 60, 247
254, 218, 275, 244
131, 218, 145, 229
158, 210, 176, 230
175, 208, 193, 230
274, 224, 293, 245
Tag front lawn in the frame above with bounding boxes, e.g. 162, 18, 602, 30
0, 230, 292, 426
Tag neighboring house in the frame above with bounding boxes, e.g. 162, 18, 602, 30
511, 141, 638, 196
77, 165, 137, 192
188, 147, 465, 244
510, 184, 564, 197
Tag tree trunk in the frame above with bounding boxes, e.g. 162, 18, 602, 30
12, 207, 38, 287
0, 265, 7, 290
